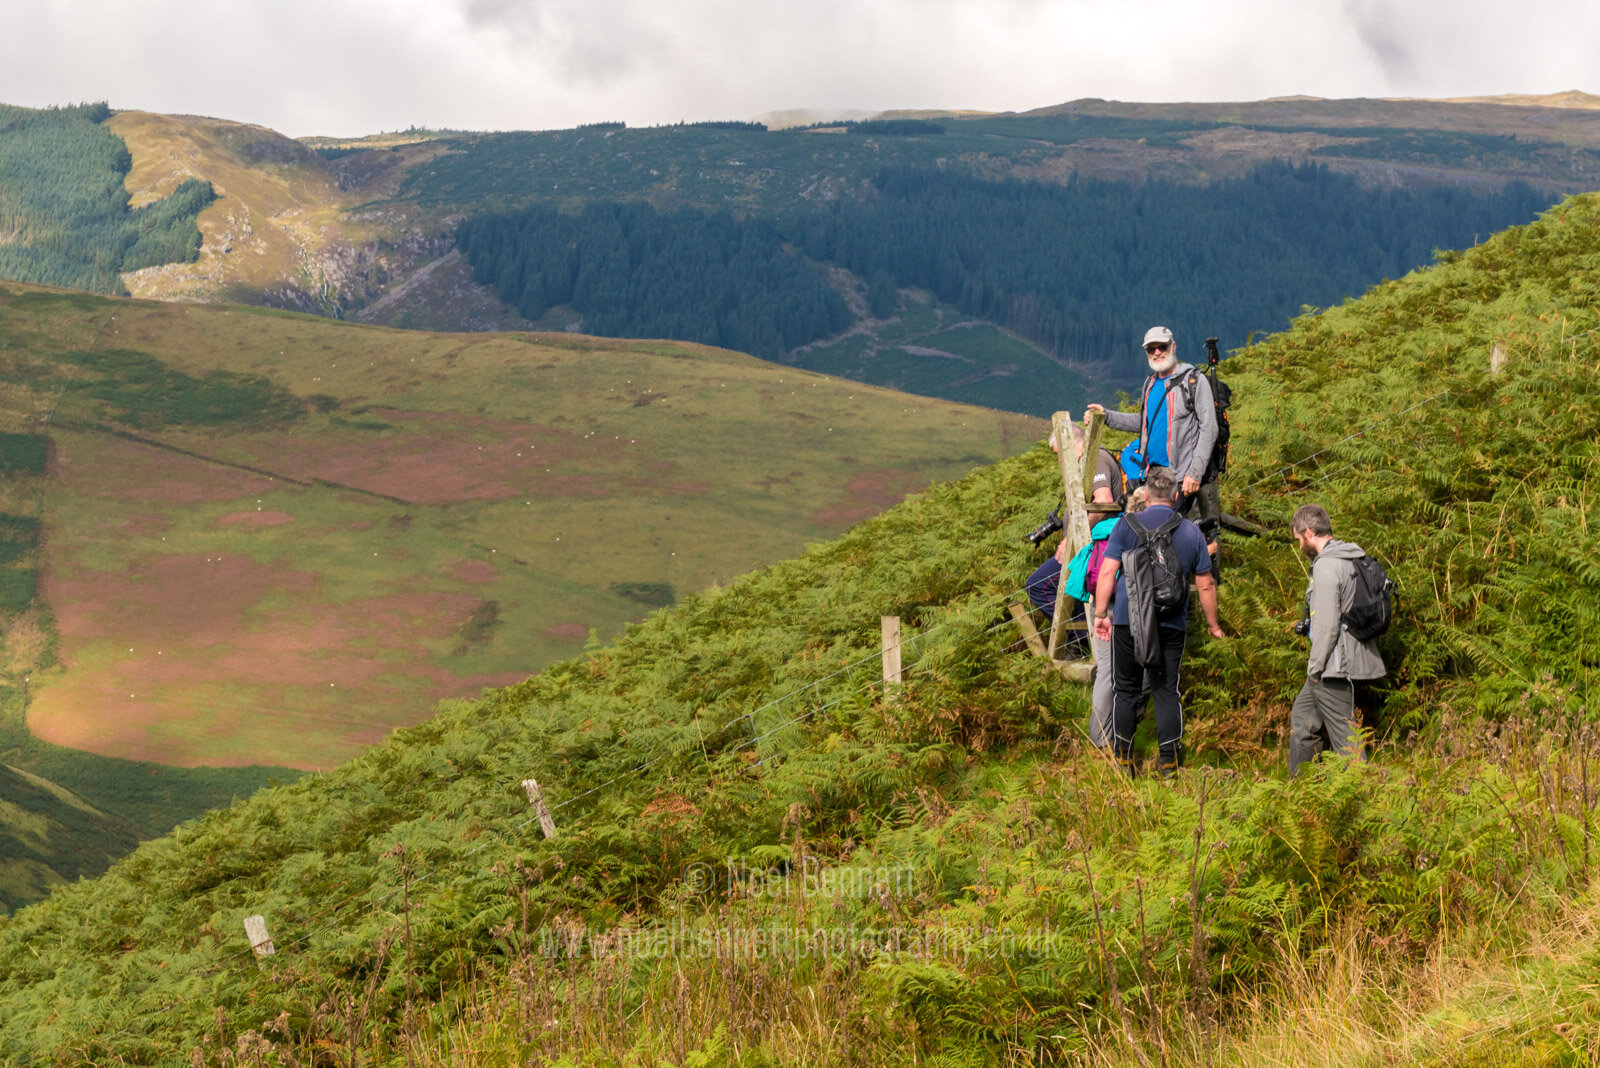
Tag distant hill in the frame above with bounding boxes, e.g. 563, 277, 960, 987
0, 184, 1597, 1063
1432, 89, 1600, 110
0, 95, 1590, 412
73, 96, 1586, 412
0, 280, 1036, 777
0, 102, 214, 292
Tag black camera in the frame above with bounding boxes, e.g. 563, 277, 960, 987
1026, 506, 1064, 546
1293, 618, 1311, 638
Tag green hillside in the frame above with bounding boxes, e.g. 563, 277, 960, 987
0, 103, 215, 293
0, 189, 1597, 1063
0, 762, 137, 914
78, 98, 1594, 418
455, 160, 1556, 405
400, 118, 1567, 407
385, 105, 1600, 216
0, 282, 1031, 906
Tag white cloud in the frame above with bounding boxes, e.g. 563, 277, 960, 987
0, 0, 1596, 136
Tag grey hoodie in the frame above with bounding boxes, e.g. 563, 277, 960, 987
1104, 361, 1219, 484
1306, 539, 1387, 680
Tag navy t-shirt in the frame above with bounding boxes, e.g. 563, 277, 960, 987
1102, 505, 1211, 630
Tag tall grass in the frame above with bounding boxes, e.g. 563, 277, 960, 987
178, 721, 1597, 1067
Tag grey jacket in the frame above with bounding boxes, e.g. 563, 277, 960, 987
1306, 539, 1387, 680
1104, 362, 1219, 484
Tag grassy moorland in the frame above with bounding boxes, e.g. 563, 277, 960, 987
0, 761, 137, 914
0, 282, 1032, 909
0, 283, 1033, 771
789, 290, 1091, 414
0, 185, 1596, 1063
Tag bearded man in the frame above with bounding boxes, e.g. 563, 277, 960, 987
1087, 326, 1218, 516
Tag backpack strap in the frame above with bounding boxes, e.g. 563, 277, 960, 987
1177, 372, 1201, 422
1136, 374, 1155, 444
1124, 510, 1182, 545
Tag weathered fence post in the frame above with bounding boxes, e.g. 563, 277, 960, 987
522, 779, 558, 839
1047, 411, 1096, 660
881, 615, 903, 686
244, 914, 275, 963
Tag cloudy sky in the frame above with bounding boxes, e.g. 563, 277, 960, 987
3, 0, 1597, 137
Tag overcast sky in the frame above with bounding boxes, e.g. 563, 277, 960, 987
3, 0, 1597, 137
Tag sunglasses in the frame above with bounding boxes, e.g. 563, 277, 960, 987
1145, 342, 1171, 354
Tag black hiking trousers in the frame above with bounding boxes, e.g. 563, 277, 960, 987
1110, 623, 1186, 774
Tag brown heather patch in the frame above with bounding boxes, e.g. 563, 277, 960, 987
541, 623, 590, 643
111, 512, 172, 536
234, 412, 675, 505
215, 510, 295, 529
809, 468, 927, 528
57, 434, 274, 506
449, 559, 498, 583
30, 552, 526, 768
38, 553, 317, 645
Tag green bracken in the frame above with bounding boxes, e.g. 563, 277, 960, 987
0, 190, 1598, 1067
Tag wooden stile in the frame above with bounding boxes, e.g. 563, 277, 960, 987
1047, 411, 1097, 659
1009, 412, 1101, 684
1053, 660, 1095, 683
1080, 410, 1106, 503
522, 779, 558, 839
1008, 604, 1048, 657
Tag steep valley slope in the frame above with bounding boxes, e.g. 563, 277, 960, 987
0, 184, 1596, 1064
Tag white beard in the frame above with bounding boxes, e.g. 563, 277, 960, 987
1147, 354, 1177, 375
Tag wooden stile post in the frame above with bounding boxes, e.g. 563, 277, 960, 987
1007, 603, 1048, 657
881, 616, 903, 685
1047, 411, 1096, 659
244, 915, 275, 962
522, 779, 558, 839
1080, 410, 1106, 503
1054, 660, 1095, 683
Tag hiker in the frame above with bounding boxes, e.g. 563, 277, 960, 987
1024, 422, 1125, 613
1086, 326, 1218, 516
1289, 504, 1387, 776
1068, 486, 1148, 747
1091, 468, 1224, 776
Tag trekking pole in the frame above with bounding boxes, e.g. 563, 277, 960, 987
1201, 337, 1225, 581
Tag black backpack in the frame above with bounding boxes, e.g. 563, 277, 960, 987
1341, 556, 1396, 641
1176, 338, 1232, 484
1126, 512, 1187, 612
1121, 512, 1188, 666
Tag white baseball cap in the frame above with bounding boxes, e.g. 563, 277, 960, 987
1143, 326, 1174, 347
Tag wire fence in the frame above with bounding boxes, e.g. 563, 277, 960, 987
110, 572, 1047, 1038
106, 394, 1459, 1042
